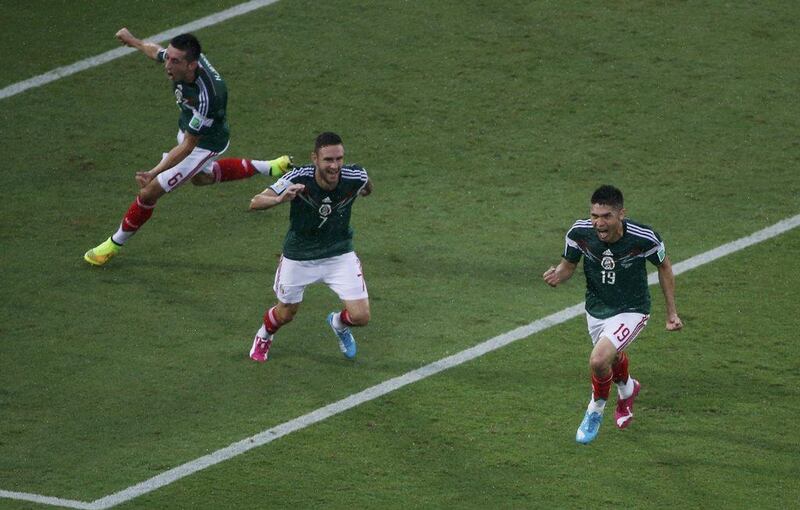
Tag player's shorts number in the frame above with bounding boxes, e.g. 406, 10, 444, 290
613, 323, 630, 341
167, 173, 184, 187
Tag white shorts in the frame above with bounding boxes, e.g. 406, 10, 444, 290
156, 131, 229, 192
273, 251, 368, 304
586, 312, 649, 352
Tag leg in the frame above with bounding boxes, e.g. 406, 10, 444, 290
196, 156, 294, 186
84, 144, 216, 266
325, 253, 369, 360
249, 302, 300, 363
83, 179, 166, 266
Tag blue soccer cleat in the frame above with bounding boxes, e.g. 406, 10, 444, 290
327, 312, 356, 359
576, 410, 603, 445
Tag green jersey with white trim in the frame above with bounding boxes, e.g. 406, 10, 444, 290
269, 165, 369, 261
156, 50, 229, 152
563, 219, 667, 319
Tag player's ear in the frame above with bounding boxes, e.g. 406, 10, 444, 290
619, 207, 626, 220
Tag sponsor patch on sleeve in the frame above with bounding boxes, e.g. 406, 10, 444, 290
657, 243, 666, 263
270, 177, 291, 195
189, 114, 203, 131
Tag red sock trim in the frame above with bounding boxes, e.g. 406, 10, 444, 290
263, 306, 284, 335
591, 371, 613, 401
612, 351, 629, 384
340, 309, 354, 327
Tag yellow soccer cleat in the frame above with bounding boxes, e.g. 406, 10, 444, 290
84, 237, 120, 266
268, 155, 294, 177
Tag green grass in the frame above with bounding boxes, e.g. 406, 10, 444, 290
1, 0, 799, 508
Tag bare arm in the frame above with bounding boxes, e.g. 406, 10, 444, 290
249, 184, 306, 211
116, 28, 163, 61
359, 178, 373, 197
543, 259, 578, 287
135, 133, 199, 188
657, 256, 683, 331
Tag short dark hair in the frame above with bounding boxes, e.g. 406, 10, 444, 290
314, 132, 343, 152
591, 185, 624, 209
170, 33, 202, 62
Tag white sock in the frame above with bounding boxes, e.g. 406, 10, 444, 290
331, 312, 346, 331
617, 377, 634, 400
256, 324, 269, 339
111, 226, 133, 245
587, 397, 606, 414
250, 159, 272, 176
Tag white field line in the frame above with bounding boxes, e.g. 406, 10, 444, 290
0, 0, 282, 101
1, 213, 797, 509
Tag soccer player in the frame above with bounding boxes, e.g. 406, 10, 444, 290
247, 132, 372, 362
543, 185, 682, 445
83, 28, 291, 266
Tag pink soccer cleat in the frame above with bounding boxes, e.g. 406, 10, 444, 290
614, 379, 641, 429
249, 335, 272, 363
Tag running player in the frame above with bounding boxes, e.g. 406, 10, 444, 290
84, 28, 292, 266
248, 132, 372, 362
543, 185, 683, 444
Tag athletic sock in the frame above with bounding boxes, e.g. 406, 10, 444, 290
250, 159, 283, 177
331, 309, 354, 331
263, 306, 285, 335
111, 197, 155, 245
618, 377, 635, 400
612, 351, 629, 383
213, 158, 257, 182
591, 371, 613, 403
613, 351, 633, 399
588, 398, 606, 414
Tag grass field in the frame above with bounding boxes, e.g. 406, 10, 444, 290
1, 1, 799, 508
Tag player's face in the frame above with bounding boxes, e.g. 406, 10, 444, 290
312, 144, 345, 190
590, 203, 625, 243
164, 45, 196, 82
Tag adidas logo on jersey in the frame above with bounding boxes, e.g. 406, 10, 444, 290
603, 249, 613, 256
322, 197, 332, 203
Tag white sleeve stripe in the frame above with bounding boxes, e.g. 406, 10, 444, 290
626, 224, 660, 245
197, 79, 209, 117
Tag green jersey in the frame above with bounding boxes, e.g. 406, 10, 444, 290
563, 219, 667, 319
270, 165, 369, 261
156, 49, 230, 152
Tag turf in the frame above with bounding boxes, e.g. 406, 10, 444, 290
1, 0, 798, 508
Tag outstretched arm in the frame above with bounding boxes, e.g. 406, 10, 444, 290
116, 28, 163, 61
250, 184, 306, 211
543, 259, 577, 287
657, 256, 683, 331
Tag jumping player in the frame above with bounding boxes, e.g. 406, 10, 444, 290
543, 185, 683, 444
84, 28, 292, 266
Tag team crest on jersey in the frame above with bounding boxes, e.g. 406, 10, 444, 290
601, 256, 616, 270
319, 204, 332, 217
174, 85, 183, 104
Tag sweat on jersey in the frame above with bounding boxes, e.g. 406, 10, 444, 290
269, 165, 369, 261
563, 219, 667, 319
157, 49, 230, 152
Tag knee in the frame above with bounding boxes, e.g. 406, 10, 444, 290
137, 189, 159, 206
589, 352, 612, 375
191, 172, 215, 186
